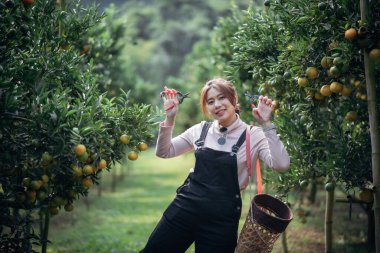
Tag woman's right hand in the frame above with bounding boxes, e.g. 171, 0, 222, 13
162, 88, 179, 126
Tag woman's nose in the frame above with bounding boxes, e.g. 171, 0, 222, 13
214, 99, 221, 108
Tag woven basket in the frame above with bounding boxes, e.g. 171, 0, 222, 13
235, 194, 293, 253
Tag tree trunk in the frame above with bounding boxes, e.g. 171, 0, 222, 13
97, 178, 102, 197
111, 164, 117, 192
308, 177, 317, 204
41, 209, 50, 253
368, 204, 376, 252
360, 1, 380, 252
325, 189, 334, 253
281, 230, 289, 253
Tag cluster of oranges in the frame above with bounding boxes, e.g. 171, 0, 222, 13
119, 134, 149, 161
295, 21, 380, 124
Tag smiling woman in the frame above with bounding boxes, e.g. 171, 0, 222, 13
139, 77, 290, 253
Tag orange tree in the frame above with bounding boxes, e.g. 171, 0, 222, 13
227, 0, 379, 195
225, 0, 379, 249
0, 0, 156, 252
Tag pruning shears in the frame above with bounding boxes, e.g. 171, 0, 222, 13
160, 86, 190, 104
244, 91, 260, 108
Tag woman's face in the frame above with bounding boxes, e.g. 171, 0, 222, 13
205, 87, 236, 127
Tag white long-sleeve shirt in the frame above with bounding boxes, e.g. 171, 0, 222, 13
155, 115, 290, 190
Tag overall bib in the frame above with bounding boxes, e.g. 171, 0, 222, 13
141, 123, 246, 253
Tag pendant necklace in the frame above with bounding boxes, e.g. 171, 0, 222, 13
217, 127, 228, 145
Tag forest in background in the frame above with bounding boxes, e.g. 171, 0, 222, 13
79, 0, 254, 109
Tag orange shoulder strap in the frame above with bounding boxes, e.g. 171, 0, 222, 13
246, 125, 263, 194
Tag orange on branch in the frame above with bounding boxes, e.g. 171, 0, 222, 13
128, 151, 138, 161
82, 177, 93, 188
330, 82, 343, 93
321, 56, 332, 69
341, 86, 352, 97
306, 67, 318, 79
345, 28, 357, 40
369, 48, 380, 61
345, 111, 358, 122
297, 77, 308, 87
320, 85, 332, 97
64, 203, 74, 212
138, 142, 149, 151
74, 144, 86, 156
98, 159, 107, 169
120, 134, 131, 145
359, 189, 374, 203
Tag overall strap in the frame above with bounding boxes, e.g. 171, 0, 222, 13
230, 129, 247, 156
195, 122, 212, 147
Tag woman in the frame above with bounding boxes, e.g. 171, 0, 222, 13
140, 78, 289, 253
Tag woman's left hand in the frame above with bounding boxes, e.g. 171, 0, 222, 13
252, 95, 274, 125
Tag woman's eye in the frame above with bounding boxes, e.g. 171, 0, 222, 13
207, 100, 214, 105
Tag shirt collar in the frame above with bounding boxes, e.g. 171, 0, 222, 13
212, 114, 242, 134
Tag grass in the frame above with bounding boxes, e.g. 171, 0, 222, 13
41, 149, 373, 253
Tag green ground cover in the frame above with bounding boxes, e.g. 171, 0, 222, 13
44, 149, 371, 253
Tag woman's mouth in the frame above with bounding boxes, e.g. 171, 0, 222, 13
215, 109, 225, 117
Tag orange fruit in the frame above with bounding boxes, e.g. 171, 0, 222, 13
314, 92, 324, 100
359, 189, 374, 203
22, 177, 31, 187
341, 86, 352, 97
345, 28, 357, 40
353, 80, 362, 88
329, 41, 338, 50
128, 151, 138, 161
30, 180, 42, 190
297, 77, 308, 87
72, 166, 83, 177
77, 152, 89, 162
321, 56, 332, 69
138, 142, 149, 151
329, 66, 340, 77
345, 111, 358, 121
325, 182, 335, 192
41, 175, 49, 183
360, 94, 367, 100
64, 203, 74, 212
37, 191, 47, 201
82, 165, 94, 175
306, 67, 318, 79
74, 144, 86, 156
329, 82, 343, 93
120, 134, 131, 144
49, 207, 59, 216
369, 48, 380, 61
333, 57, 343, 66
98, 159, 107, 169
300, 180, 309, 189
26, 191, 37, 201
82, 177, 93, 188
42, 152, 53, 162
320, 85, 332, 96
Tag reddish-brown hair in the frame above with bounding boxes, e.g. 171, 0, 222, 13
200, 78, 239, 117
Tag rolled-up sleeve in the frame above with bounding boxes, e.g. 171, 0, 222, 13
155, 122, 197, 158
251, 128, 290, 172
